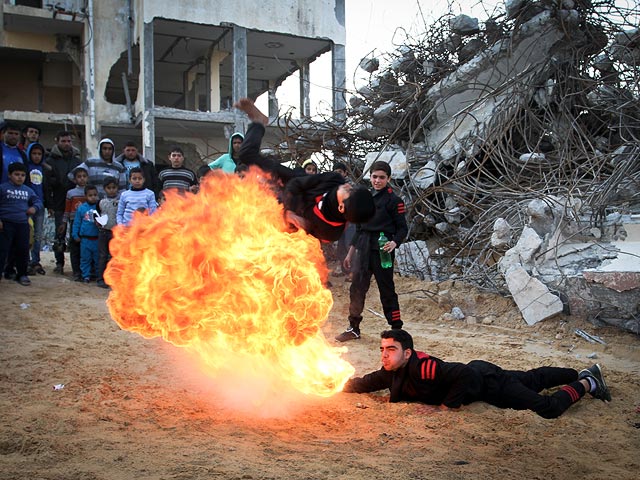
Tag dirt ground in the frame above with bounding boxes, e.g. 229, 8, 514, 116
1, 251, 639, 480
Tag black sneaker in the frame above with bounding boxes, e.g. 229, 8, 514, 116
53, 265, 64, 275
579, 364, 611, 402
96, 280, 110, 289
335, 328, 360, 342
73, 274, 83, 282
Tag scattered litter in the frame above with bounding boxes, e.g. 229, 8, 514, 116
366, 308, 385, 319
53, 384, 65, 391
355, 402, 368, 409
587, 352, 599, 359
20, 303, 30, 309
574, 329, 606, 345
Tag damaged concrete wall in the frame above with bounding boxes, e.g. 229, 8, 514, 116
139, 0, 345, 43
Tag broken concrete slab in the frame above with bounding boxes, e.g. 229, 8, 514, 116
505, 266, 564, 325
499, 226, 543, 273
363, 150, 408, 180
396, 240, 430, 280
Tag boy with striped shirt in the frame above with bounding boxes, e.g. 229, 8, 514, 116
117, 167, 157, 226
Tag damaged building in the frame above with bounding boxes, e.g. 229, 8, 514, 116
285, 0, 640, 333
0, 0, 347, 164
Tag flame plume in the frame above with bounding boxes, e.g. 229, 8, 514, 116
105, 170, 354, 398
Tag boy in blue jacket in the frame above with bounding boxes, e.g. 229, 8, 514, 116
72, 185, 100, 283
0, 162, 43, 286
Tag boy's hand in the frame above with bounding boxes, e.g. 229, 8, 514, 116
0, 219, 3, 232
382, 240, 397, 253
26, 207, 36, 216
57, 224, 66, 234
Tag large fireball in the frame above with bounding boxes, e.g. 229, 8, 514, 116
105, 169, 353, 398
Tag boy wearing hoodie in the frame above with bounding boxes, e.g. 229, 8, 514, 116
208, 132, 244, 173
69, 138, 126, 196
72, 185, 100, 283
25, 143, 51, 274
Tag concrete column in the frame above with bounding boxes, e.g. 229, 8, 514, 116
232, 25, 247, 131
332, 43, 347, 120
268, 79, 279, 119
142, 21, 155, 162
298, 60, 311, 118
209, 50, 229, 112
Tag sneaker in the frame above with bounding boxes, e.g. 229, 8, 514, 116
4, 271, 16, 281
82, 278, 91, 284
26, 265, 36, 276
96, 280, 110, 289
579, 364, 611, 402
73, 274, 83, 282
17, 276, 31, 286
335, 328, 360, 342
33, 263, 46, 275
53, 265, 64, 275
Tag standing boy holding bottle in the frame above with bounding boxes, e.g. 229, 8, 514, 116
336, 161, 408, 342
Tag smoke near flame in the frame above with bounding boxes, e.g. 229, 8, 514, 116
105, 170, 354, 401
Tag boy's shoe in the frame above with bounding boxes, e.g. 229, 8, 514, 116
335, 328, 360, 342
579, 364, 611, 402
73, 274, 83, 282
96, 280, 110, 289
82, 278, 91, 284
53, 265, 64, 275
26, 265, 36, 276
34, 264, 46, 275
4, 271, 16, 280
17, 276, 31, 286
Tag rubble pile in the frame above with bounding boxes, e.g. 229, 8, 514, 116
281, 0, 640, 332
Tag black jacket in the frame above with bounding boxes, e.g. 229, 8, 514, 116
45, 145, 81, 212
351, 186, 408, 251
343, 350, 484, 408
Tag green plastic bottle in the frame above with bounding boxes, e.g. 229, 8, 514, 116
378, 233, 393, 269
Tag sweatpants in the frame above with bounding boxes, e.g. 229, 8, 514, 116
470, 360, 584, 419
0, 220, 30, 278
349, 248, 402, 331
80, 237, 99, 280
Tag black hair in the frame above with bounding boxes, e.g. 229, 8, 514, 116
381, 330, 413, 351
169, 145, 184, 155
370, 160, 391, 177
84, 184, 98, 195
102, 176, 118, 188
3, 122, 22, 133
343, 186, 375, 224
129, 166, 144, 178
73, 167, 88, 177
333, 161, 347, 172
124, 141, 137, 148
8, 162, 27, 174
22, 124, 41, 134
55, 130, 73, 139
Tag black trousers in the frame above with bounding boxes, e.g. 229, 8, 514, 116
349, 248, 401, 330
67, 220, 81, 277
0, 220, 30, 278
470, 360, 584, 419
97, 229, 113, 282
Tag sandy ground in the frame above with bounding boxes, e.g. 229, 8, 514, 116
1, 251, 639, 480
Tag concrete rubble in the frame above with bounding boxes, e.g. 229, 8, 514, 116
285, 1, 640, 332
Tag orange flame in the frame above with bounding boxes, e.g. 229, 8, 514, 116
105, 169, 354, 398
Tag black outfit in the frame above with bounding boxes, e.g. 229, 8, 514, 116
348, 186, 408, 331
239, 122, 349, 243
45, 145, 81, 268
344, 350, 585, 419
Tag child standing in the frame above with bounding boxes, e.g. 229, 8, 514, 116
72, 185, 100, 283
96, 177, 119, 288
25, 142, 50, 275
157, 146, 198, 193
62, 166, 89, 281
117, 167, 158, 226
0, 163, 43, 286
335, 161, 409, 342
